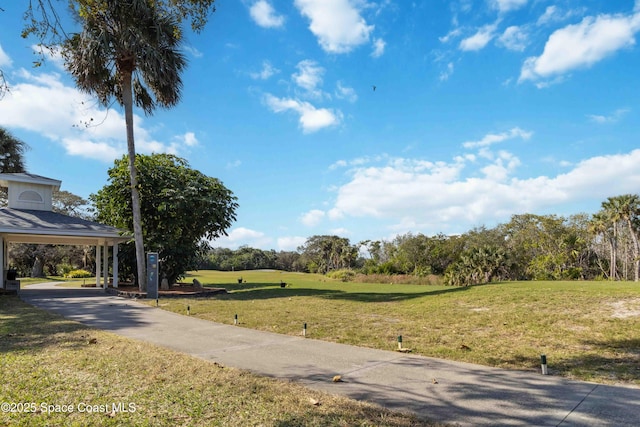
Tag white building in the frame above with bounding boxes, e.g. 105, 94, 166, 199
0, 173, 129, 290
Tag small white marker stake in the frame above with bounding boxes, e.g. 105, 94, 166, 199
541, 354, 548, 375
303, 323, 307, 337
398, 335, 403, 350
234, 314, 238, 325
187, 305, 191, 316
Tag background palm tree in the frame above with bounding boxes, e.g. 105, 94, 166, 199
1, 127, 30, 207
63, 0, 186, 290
608, 194, 640, 281
0, 127, 29, 173
600, 197, 624, 280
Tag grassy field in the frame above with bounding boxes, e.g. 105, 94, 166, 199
0, 296, 435, 427
152, 270, 640, 386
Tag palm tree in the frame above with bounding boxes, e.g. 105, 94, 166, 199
608, 194, 640, 282
0, 127, 29, 173
1, 127, 30, 207
63, 1, 186, 291
600, 197, 625, 281
589, 212, 613, 279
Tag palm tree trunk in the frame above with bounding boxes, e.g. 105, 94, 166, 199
626, 219, 640, 282
121, 72, 147, 291
611, 223, 617, 280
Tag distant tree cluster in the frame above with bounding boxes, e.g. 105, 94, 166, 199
205, 195, 640, 287
199, 247, 303, 272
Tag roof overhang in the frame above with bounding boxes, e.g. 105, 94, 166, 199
0, 231, 131, 246
0, 173, 62, 190
0, 208, 131, 246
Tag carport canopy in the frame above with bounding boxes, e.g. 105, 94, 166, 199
0, 173, 130, 289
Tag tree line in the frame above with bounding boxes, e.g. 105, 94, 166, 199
202, 197, 640, 286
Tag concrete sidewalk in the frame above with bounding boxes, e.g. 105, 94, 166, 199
20, 283, 640, 426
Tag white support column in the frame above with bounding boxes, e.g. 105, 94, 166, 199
103, 242, 109, 288
95, 244, 102, 288
0, 236, 4, 289
112, 243, 119, 288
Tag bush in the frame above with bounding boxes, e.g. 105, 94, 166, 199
326, 269, 356, 282
64, 269, 93, 278
58, 263, 75, 277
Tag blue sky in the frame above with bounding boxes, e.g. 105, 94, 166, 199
1, 0, 640, 251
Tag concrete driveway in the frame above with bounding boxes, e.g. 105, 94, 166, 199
20, 283, 640, 426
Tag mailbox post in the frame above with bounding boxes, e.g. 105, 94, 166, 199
147, 252, 159, 299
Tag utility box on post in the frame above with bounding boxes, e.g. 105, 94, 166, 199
147, 252, 159, 299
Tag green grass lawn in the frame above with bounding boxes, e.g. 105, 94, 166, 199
154, 270, 640, 385
0, 296, 434, 427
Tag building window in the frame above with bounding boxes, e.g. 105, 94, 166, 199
18, 190, 44, 202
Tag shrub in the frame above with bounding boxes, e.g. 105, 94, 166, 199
64, 269, 93, 278
58, 263, 75, 276
326, 269, 356, 282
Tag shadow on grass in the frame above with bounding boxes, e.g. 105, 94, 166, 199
0, 295, 91, 354
552, 338, 640, 383
207, 283, 471, 303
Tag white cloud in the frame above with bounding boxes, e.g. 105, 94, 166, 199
294, 0, 374, 53
439, 28, 462, 43
263, 94, 342, 133
184, 45, 204, 58
0, 70, 197, 162
292, 60, 325, 96
301, 209, 325, 226
171, 131, 198, 147
462, 127, 533, 149
249, 0, 285, 28
329, 159, 348, 170
335, 81, 357, 103
498, 26, 528, 51
60, 137, 121, 160
326, 148, 640, 235
587, 108, 630, 124
371, 38, 386, 57
537, 6, 559, 25
277, 236, 307, 251
459, 24, 498, 51
439, 62, 454, 81
212, 227, 273, 249
492, 0, 527, 13
250, 60, 279, 80
520, 11, 640, 83
0, 44, 12, 67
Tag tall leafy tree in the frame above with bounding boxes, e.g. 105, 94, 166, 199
298, 235, 357, 273
62, 0, 190, 290
91, 153, 238, 285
